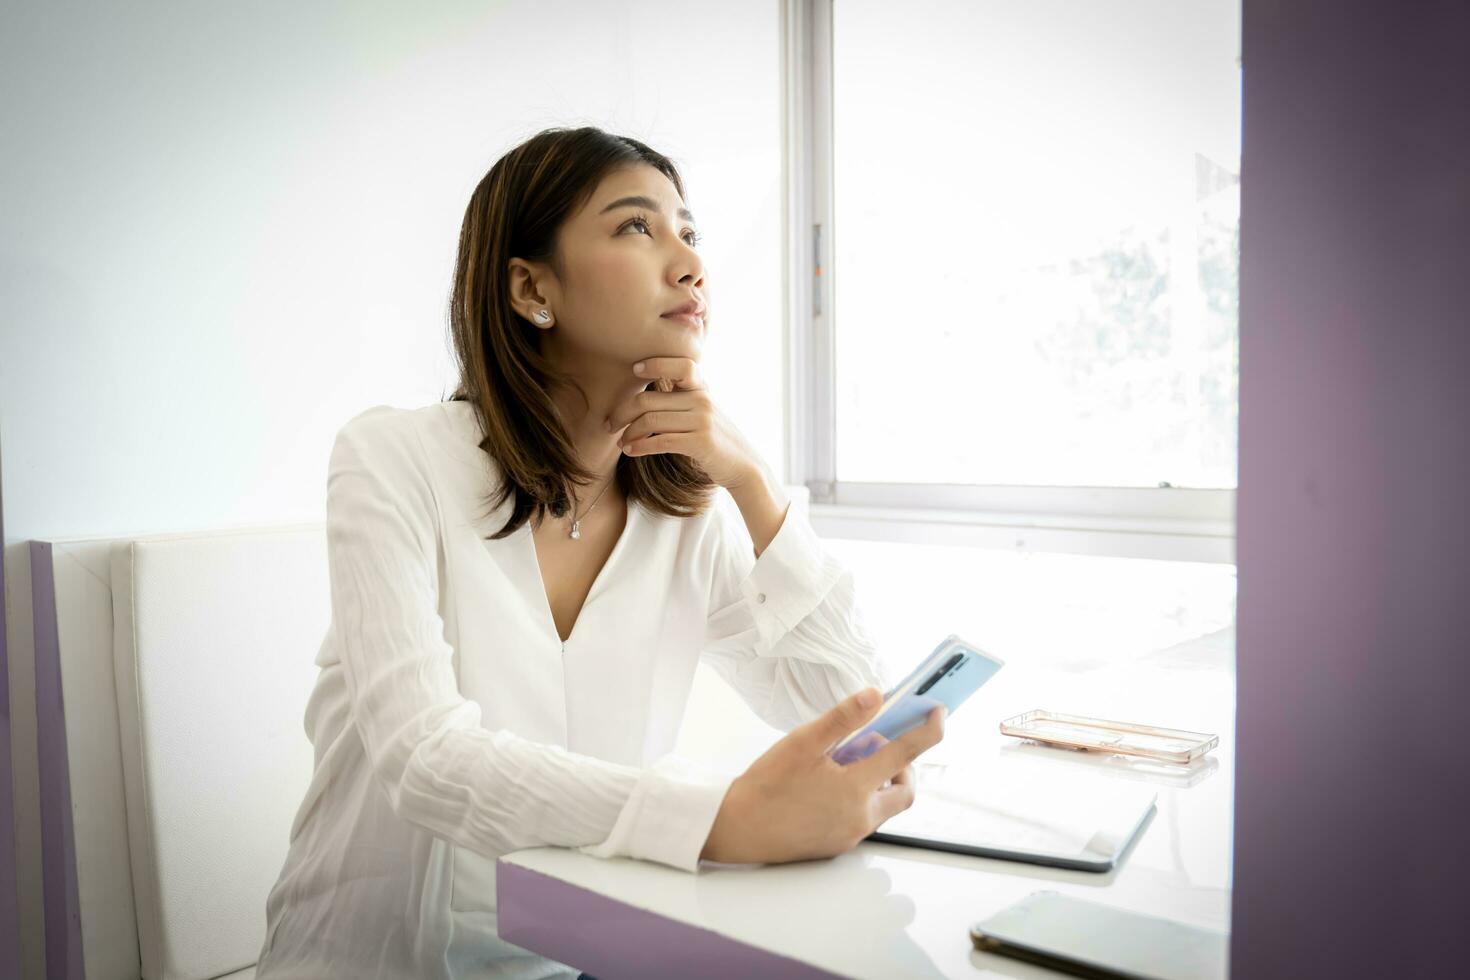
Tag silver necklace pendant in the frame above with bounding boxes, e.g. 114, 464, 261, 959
569, 471, 614, 541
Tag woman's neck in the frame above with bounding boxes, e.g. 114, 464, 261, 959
540, 344, 649, 481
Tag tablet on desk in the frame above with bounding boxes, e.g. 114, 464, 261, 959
867, 764, 1157, 872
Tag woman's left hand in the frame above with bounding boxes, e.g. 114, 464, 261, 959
606, 356, 762, 490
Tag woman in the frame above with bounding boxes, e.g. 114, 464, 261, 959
255, 126, 947, 980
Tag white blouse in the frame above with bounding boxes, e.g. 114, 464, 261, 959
255, 400, 888, 980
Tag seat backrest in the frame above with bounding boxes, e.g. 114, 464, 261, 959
111, 526, 327, 979
33, 524, 326, 980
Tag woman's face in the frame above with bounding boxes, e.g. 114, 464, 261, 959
512, 163, 709, 371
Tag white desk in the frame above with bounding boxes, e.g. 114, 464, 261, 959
499, 630, 1234, 978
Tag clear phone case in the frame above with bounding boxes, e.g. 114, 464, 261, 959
999, 710, 1218, 765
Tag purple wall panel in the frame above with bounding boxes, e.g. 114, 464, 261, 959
496, 861, 841, 980
1, 465, 20, 978
1234, 1, 1469, 976
28, 543, 82, 979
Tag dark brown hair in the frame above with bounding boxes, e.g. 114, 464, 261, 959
446, 125, 717, 539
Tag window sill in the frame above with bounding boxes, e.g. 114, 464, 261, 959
809, 501, 1234, 564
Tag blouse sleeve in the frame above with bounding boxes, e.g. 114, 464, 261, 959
327, 409, 731, 873
700, 489, 890, 733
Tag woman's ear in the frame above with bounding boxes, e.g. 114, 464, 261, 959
506, 258, 556, 328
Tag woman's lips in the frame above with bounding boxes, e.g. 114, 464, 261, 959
661, 311, 705, 329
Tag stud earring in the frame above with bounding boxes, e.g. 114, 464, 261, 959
533, 309, 552, 325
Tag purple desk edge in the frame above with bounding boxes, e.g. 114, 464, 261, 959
496, 860, 842, 980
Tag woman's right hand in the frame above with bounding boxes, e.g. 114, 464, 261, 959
699, 687, 946, 865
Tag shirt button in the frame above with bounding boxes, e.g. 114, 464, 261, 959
756, 592, 767, 603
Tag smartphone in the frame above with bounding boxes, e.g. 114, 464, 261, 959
969, 891, 1228, 980
829, 634, 1003, 766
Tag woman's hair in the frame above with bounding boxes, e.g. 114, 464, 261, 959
446, 125, 717, 540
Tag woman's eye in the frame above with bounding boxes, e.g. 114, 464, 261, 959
623, 217, 699, 247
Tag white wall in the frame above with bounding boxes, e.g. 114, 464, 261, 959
0, 3, 783, 976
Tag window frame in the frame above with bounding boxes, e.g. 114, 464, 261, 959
779, 0, 1236, 564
